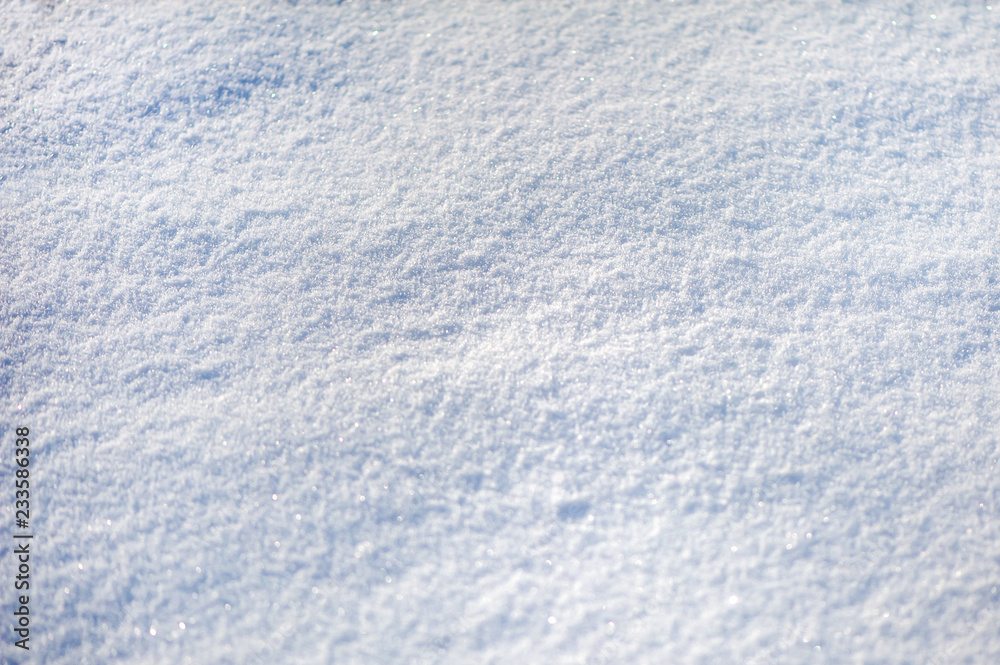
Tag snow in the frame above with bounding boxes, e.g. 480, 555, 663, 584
2, 0, 999, 663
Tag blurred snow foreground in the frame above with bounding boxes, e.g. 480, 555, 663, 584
2, 0, 1000, 663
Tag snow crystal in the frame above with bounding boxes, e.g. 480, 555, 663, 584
2, 1, 999, 663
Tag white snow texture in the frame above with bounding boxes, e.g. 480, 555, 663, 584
2, 0, 999, 663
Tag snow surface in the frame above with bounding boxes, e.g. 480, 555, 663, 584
2, 0, 1000, 663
